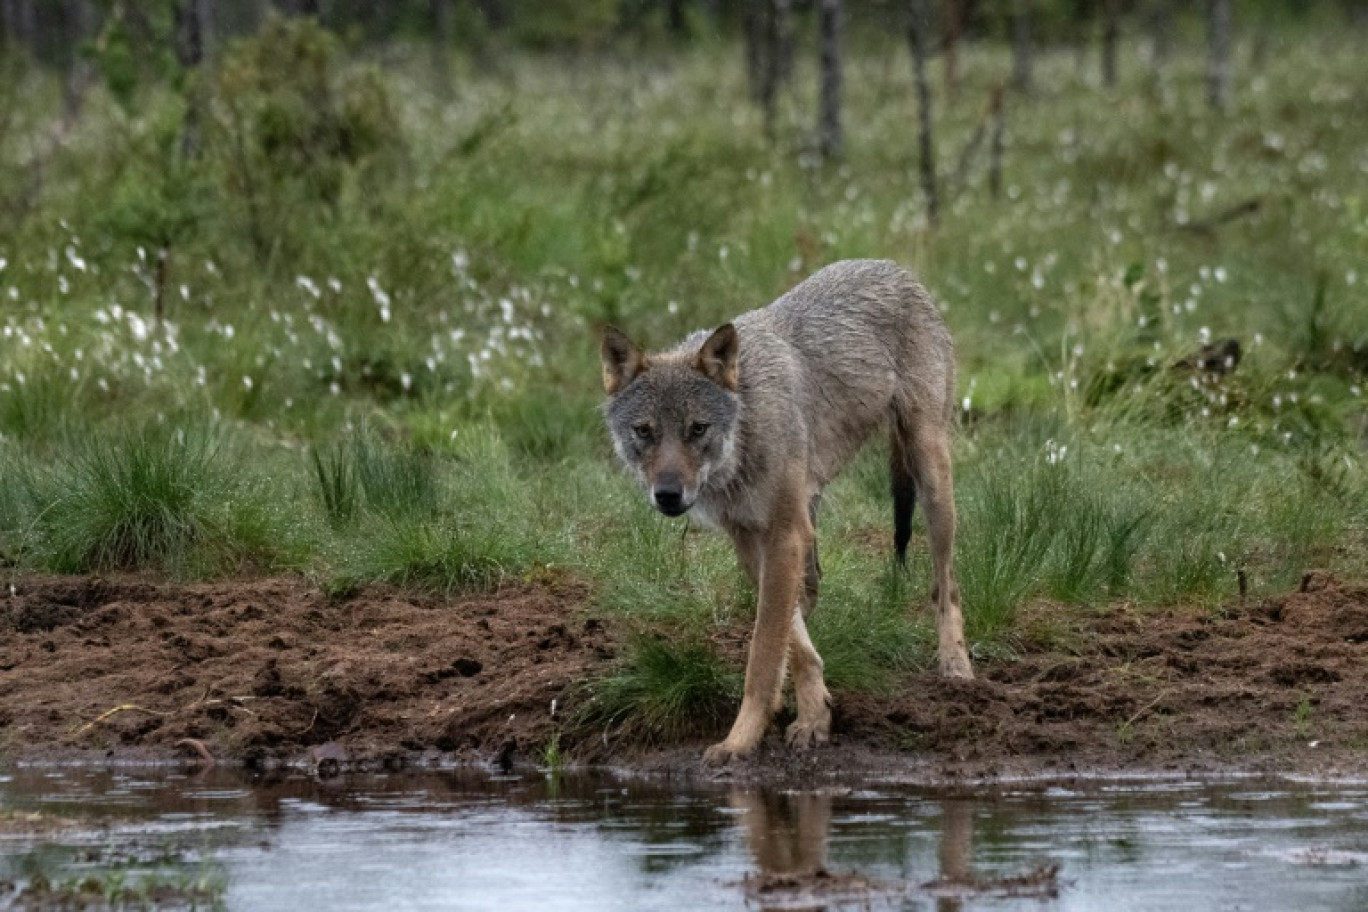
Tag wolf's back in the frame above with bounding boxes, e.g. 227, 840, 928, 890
742, 259, 954, 412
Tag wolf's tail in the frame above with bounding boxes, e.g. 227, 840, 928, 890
891, 453, 916, 566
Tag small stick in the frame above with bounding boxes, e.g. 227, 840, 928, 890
72, 704, 168, 737
1180, 197, 1262, 235
1124, 690, 1169, 729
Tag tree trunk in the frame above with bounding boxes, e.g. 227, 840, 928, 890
195, 0, 213, 59
1149, 0, 1171, 72
744, 0, 765, 103
773, 0, 793, 87
0, 0, 15, 47
62, 0, 94, 121
943, 0, 963, 100
1101, 0, 1120, 88
665, 0, 689, 39
1206, 0, 1231, 111
472, 0, 506, 30
758, 0, 777, 137
174, 0, 204, 68
751, 0, 792, 138
174, 0, 206, 157
1010, 0, 1032, 94
273, 0, 319, 17
988, 84, 1005, 199
432, 0, 451, 98
2, 0, 34, 52
817, 0, 842, 160
907, 0, 937, 225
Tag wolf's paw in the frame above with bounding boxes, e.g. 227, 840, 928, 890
785, 718, 830, 750
702, 740, 755, 767
939, 651, 974, 680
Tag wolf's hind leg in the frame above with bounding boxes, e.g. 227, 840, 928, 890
897, 411, 973, 679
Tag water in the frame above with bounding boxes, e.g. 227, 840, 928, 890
2, 766, 1367, 910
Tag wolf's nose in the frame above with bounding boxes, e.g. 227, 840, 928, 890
652, 480, 686, 516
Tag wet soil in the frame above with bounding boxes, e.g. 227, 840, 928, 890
2, 571, 1367, 781
0, 573, 606, 768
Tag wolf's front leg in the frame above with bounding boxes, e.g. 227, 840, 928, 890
704, 520, 809, 766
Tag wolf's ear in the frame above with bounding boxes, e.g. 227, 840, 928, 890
694, 323, 739, 391
601, 326, 648, 395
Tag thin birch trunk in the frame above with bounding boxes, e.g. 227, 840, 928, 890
432, 0, 452, 98
908, 0, 937, 225
175, 0, 206, 157
1011, 0, 1032, 94
62, 0, 94, 121
773, 0, 793, 87
1150, 0, 1171, 74
817, 0, 843, 160
1207, 0, 1231, 112
988, 85, 1005, 200
943, 0, 963, 100
1101, 0, 1120, 88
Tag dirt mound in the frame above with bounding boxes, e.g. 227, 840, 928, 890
826, 574, 1368, 778
0, 574, 612, 765
2, 572, 1367, 779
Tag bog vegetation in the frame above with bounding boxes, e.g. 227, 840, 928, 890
0, 7, 1365, 737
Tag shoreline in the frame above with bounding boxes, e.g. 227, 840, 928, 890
3, 572, 1366, 786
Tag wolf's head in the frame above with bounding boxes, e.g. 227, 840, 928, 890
600, 324, 740, 517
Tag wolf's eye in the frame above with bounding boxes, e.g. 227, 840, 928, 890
688, 422, 710, 441
633, 424, 653, 442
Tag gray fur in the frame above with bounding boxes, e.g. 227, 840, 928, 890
601, 259, 971, 762
606, 259, 954, 528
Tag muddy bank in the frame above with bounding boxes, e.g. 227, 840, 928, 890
0, 573, 606, 767
2, 571, 1366, 781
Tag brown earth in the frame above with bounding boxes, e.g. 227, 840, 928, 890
2, 570, 1367, 782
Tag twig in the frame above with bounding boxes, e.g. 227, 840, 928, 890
1124, 690, 1170, 728
296, 707, 319, 736
153, 245, 170, 328
1180, 197, 1262, 235
73, 704, 168, 736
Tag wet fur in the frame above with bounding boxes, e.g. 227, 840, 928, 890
602, 259, 973, 765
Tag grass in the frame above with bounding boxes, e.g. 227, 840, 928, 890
24, 425, 223, 575
582, 635, 742, 743
0, 16, 1365, 739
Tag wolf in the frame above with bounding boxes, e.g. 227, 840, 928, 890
600, 259, 972, 765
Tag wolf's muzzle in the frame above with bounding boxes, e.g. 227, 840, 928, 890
651, 476, 690, 516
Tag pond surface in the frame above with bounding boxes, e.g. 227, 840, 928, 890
2, 766, 1367, 910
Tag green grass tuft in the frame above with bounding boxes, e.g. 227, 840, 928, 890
581, 635, 741, 743
352, 436, 438, 520
27, 426, 222, 575
956, 460, 1061, 643
310, 443, 360, 527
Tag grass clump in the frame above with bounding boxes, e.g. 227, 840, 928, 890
352, 436, 438, 520
582, 635, 741, 743
311, 443, 359, 527
27, 426, 222, 575
956, 461, 1062, 644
